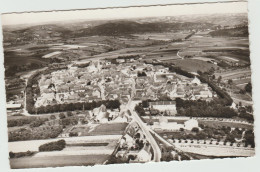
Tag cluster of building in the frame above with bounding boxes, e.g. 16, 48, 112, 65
34, 58, 215, 108
117, 122, 152, 162
78, 104, 130, 124
151, 116, 200, 131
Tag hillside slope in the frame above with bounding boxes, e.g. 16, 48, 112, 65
209, 26, 248, 37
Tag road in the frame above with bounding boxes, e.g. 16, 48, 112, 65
177, 50, 184, 59
127, 100, 161, 162
232, 97, 253, 106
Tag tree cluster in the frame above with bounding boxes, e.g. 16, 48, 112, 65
176, 98, 237, 118
8, 117, 48, 128
9, 151, 36, 159
29, 118, 49, 128
106, 155, 129, 164
27, 87, 120, 114
135, 103, 146, 116
59, 116, 78, 127
245, 82, 252, 94
197, 75, 233, 106
137, 71, 147, 77
117, 55, 140, 60
8, 126, 63, 142
39, 139, 66, 152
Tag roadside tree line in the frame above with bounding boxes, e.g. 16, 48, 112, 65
8, 126, 63, 142
29, 100, 120, 114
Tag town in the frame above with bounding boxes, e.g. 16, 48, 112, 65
2, 5, 255, 169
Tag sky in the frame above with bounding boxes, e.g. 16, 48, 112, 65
1, 1, 247, 26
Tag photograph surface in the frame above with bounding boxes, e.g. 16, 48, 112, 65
1, 0, 255, 169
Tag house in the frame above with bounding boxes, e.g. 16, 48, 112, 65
135, 144, 152, 162
191, 77, 201, 85
152, 121, 184, 131
92, 104, 109, 122
154, 65, 168, 74
149, 101, 177, 112
116, 59, 125, 63
105, 61, 111, 65
6, 103, 22, 110
120, 134, 135, 148
184, 119, 199, 130
92, 89, 101, 98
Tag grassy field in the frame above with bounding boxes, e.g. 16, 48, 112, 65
8, 135, 121, 153
71, 123, 128, 136
167, 59, 217, 72
214, 69, 251, 81
10, 154, 108, 169
133, 32, 188, 41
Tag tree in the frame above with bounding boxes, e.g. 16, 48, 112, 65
59, 113, 66, 119
228, 79, 233, 85
67, 111, 73, 117
191, 127, 199, 133
179, 128, 184, 132
225, 134, 235, 143
50, 115, 56, 120
39, 139, 66, 152
245, 82, 252, 94
9, 152, 15, 158
244, 130, 255, 148
197, 70, 203, 75
209, 67, 215, 75
217, 76, 222, 83
142, 100, 149, 108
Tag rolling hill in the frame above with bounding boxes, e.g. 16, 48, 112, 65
75, 20, 214, 36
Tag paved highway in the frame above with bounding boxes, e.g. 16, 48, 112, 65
128, 101, 161, 162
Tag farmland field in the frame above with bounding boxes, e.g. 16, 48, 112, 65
10, 154, 109, 169
9, 134, 120, 168
71, 123, 128, 136
8, 135, 122, 153
166, 59, 217, 72
133, 32, 189, 41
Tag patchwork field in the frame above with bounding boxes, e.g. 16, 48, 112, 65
9, 134, 121, 168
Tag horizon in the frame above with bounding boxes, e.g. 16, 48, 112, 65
1, 1, 247, 26
2, 12, 248, 28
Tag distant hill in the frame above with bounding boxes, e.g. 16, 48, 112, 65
2, 13, 247, 42
209, 26, 248, 37
75, 20, 214, 36
3, 24, 71, 43
159, 13, 248, 27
